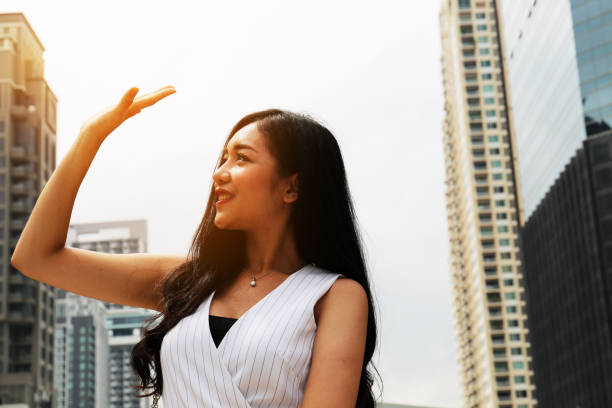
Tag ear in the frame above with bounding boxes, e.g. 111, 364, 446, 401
283, 173, 299, 204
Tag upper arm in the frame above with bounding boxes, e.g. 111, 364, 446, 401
301, 277, 369, 408
12, 247, 186, 312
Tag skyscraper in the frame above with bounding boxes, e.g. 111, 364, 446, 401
439, 0, 536, 406
66, 220, 155, 408
54, 290, 108, 408
500, 0, 612, 405
0, 12, 57, 407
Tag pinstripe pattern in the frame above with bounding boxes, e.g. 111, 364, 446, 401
159, 264, 345, 407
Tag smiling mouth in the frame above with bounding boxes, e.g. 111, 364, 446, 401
216, 196, 233, 206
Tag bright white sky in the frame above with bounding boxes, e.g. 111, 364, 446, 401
3, 1, 460, 406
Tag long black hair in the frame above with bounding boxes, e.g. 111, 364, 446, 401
130, 109, 382, 406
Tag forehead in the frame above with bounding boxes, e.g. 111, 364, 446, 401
224, 122, 265, 153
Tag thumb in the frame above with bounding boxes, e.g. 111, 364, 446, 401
117, 87, 139, 111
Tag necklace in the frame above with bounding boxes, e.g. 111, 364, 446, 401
249, 269, 274, 287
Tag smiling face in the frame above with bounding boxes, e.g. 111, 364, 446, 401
212, 122, 298, 231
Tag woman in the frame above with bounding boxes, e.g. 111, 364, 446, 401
12, 86, 381, 407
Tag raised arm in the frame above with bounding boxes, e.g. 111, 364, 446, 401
11, 86, 181, 312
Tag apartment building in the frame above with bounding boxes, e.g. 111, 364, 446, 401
439, 0, 535, 406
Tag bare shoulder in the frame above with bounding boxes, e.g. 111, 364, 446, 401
314, 276, 368, 324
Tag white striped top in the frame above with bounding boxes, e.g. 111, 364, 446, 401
159, 263, 345, 407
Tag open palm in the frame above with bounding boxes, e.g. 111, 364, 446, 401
79, 85, 176, 140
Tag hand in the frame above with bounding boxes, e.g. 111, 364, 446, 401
78, 85, 176, 141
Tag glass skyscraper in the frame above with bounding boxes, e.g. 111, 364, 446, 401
500, 0, 612, 405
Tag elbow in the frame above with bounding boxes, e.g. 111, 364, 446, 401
11, 249, 33, 278
10, 253, 26, 275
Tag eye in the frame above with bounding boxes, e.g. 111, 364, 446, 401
237, 153, 249, 161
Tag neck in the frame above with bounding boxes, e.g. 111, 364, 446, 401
243, 220, 304, 277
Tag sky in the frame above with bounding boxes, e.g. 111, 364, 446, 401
2, 1, 461, 406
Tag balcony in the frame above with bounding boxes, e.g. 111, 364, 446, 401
11, 105, 29, 119
11, 218, 26, 230
8, 311, 36, 322
8, 291, 36, 302
11, 182, 36, 196
10, 146, 38, 163
11, 199, 35, 213
11, 164, 36, 179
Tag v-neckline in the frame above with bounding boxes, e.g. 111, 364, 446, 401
206, 263, 311, 349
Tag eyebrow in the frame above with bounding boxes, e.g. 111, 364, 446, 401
222, 143, 257, 155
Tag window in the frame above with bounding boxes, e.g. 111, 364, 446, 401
479, 48, 490, 55
477, 24, 487, 31
487, 122, 498, 129
492, 173, 503, 180
486, 110, 496, 117
482, 73, 492, 80
512, 361, 524, 369
478, 36, 489, 43
490, 148, 500, 155
488, 135, 499, 142
491, 160, 502, 168
499, 239, 510, 246
506, 305, 517, 313
481, 61, 492, 68
494, 362, 508, 372
509, 333, 520, 341
493, 186, 503, 192
476, 12, 486, 18
459, 0, 471, 9
502, 265, 512, 272
501, 252, 512, 259
511, 347, 522, 355
504, 292, 516, 300
514, 375, 525, 383
484, 97, 495, 104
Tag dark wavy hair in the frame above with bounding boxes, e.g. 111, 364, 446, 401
130, 109, 382, 406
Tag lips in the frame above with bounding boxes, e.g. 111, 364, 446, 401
215, 191, 234, 206
215, 188, 234, 204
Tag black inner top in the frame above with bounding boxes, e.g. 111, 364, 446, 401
209, 315, 238, 347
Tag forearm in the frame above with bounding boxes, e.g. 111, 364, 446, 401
12, 130, 105, 270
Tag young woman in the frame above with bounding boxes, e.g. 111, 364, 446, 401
12, 86, 381, 407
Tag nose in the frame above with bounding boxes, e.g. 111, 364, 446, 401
213, 161, 230, 185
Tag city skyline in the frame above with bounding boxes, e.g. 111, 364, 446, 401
0, 2, 460, 407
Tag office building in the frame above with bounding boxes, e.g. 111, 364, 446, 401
67, 220, 155, 408
0, 12, 57, 407
439, 0, 536, 406
500, 0, 612, 405
54, 291, 108, 408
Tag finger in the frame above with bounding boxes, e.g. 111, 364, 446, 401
118, 87, 139, 111
132, 87, 176, 110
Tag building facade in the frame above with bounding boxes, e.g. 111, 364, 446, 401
54, 292, 108, 408
66, 220, 155, 408
0, 13, 57, 407
106, 308, 156, 408
439, 0, 536, 406
500, 0, 612, 405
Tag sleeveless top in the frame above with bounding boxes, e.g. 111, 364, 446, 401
159, 264, 345, 407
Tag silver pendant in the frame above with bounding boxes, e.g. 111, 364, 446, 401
250, 278, 256, 287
